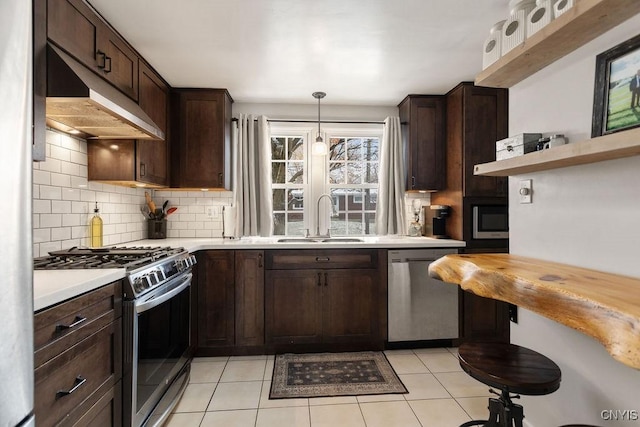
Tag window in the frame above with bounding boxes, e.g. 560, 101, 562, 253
271, 135, 306, 236
270, 124, 382, 236
328, 136, 379, 236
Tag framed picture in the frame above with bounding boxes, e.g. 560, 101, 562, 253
592, 33, 640, 137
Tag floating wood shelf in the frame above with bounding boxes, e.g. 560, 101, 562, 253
476, 0, 640, 88
474, 127, 640, 176
428, 254, 640, 370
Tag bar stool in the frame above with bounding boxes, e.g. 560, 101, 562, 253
458, 341, 562, 427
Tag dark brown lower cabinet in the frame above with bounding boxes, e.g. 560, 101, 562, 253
34, 281, 122, 427
264, 270, 323, 345
458, 247, 510, 343
264, 252, 382, 350
196, 250, 235, 349
235, 251, 265, 347
461, 291, 510, 343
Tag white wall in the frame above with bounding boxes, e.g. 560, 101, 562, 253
508, 14, 640, 427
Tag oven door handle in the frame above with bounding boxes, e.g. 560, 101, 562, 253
135, 272, 192, 314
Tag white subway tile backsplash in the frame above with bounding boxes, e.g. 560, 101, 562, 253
39, 185, 62, 200
178, 213, 196, 222
40, 241, 62, 254
50, 145, 71, 162
40, 214, 62, 228
51, 200, 72, 214
70, 175, 87, 188
39, 158, 62, 173
34, 228, 51, 243
70, 150, 88, 165
34, 129, 149, 250
51, 227, 71, 241
195, 229, 213, 238
60, 161, 80, 176
80, 189, 97, 202
33, 170, 51, 185
51, 173, 71, 188
179, 230, 196, 238
62, 214, 82, 227
62, 188, 81, 201
33, 200, 51, 214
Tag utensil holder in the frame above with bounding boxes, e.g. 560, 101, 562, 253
147, 219, 167, 239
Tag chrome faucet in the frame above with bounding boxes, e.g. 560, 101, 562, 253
307, 193, 336, 238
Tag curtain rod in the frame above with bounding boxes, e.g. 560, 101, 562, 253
232, 118, 385, 125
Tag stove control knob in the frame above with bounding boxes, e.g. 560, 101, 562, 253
143, 273, 156, 288
189, 255, 197, 266
133, 278, 145, 293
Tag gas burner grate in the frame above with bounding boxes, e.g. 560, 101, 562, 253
34, 246, 187, 270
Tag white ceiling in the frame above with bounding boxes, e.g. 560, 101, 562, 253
89, 0, 509, 106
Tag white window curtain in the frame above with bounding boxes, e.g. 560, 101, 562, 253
375, 116, 406, 235
232, 114, 273, 236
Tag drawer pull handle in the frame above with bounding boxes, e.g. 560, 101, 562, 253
56, 376, 86, 398
317, 272, 322, 286
315, 257, 330, 262
56, 315, 87, 332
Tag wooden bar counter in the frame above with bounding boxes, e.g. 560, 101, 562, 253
428, 254, 640, 370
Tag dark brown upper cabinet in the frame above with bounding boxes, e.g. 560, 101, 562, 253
170, 89, 233, 189
445, 83, 508, 198
398, 95, 446, 192
136, 62, 169, 186
87, 61, 169, 187
47, 0, 139, 100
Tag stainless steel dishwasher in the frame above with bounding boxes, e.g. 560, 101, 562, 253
388, 248, 459, 342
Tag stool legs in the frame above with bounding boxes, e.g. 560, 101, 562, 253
459, 389, 525, 427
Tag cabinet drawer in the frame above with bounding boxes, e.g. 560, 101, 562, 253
35, 318, 122, 427
266, 249, 378, 270
34, 281, 122, 367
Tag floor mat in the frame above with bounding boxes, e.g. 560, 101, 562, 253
269, 351, 408, 399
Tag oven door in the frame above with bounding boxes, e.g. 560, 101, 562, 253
125, 271, 192, 427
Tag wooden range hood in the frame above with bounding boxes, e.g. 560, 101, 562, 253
45, 44, 164, 141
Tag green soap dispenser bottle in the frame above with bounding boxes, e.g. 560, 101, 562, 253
90, 202, 103, 248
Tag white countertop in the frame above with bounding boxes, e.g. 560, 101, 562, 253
33, 236, 465, 311
33, 269, 125, 312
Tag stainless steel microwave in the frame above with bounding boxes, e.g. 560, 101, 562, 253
472, 205, 508, 239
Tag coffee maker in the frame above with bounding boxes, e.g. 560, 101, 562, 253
423, 205, 451, 239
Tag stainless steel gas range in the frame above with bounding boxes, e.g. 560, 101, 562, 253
35, 246, 196, 427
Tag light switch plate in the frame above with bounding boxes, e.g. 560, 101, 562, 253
519, 179, 532, 204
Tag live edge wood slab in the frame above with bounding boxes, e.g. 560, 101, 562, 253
428, 254, 640, 370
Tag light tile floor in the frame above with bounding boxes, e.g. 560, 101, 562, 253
165, 348, 493, 427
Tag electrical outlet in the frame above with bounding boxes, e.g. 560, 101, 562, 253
519, 179, 532, 204
206, 207, 215, 219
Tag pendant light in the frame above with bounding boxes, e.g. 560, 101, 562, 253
312, 91, 328, 155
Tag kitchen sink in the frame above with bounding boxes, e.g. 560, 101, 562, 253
276, 237, 365, 243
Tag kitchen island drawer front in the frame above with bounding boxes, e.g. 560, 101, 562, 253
35, 318, 122, 427
266, 249, 378, 270
34, 281, 122, 366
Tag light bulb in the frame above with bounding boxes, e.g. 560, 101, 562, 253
312, 138, 328, 156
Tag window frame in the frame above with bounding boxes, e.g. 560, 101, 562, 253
269, 122, 383, 237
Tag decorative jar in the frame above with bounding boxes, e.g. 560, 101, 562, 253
526, 0, 559, 38
483, 20, 507, 69
502, 0, 537, 55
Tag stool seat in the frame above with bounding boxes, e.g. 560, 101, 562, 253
459, 342, 561, 396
